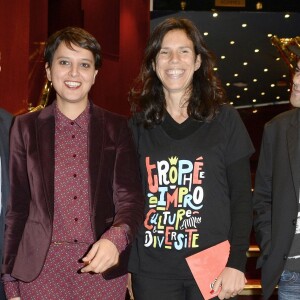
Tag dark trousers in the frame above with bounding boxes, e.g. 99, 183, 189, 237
132, 274, 218, 300
0, 282, 7, 300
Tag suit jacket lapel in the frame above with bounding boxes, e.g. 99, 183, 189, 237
88, 104, 103, 210
287, 108, 300, 200
36, 105, 55, 220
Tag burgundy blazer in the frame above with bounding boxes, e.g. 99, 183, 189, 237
2, 102, 144, 282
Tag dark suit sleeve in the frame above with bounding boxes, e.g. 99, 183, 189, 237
252, 126, 272, 268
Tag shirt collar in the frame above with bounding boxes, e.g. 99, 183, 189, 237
55, 101, 90, 131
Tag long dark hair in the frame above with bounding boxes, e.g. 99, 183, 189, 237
129, 18, 227, 128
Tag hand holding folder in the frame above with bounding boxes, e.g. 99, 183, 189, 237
185, 240, 230, 300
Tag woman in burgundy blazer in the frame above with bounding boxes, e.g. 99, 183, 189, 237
2, 27, 144, 299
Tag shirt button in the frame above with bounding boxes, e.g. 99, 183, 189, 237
74, 196, 77, 199
293, 219, 297, 225
73, 174, 77, 177
70, 121, 74, 125
74, 239, 78, 243
73, 154, 77, 158
72, 134, 75, 138
283, 255, 287, 260
75, 218, 78, 222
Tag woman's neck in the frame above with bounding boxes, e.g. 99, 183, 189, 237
56, 99, 88, 120
165, 93, 189, 124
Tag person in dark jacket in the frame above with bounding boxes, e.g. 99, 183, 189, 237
253, 45, 300, 299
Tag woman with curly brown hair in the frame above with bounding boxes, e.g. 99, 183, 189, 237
128, 18, 254, 300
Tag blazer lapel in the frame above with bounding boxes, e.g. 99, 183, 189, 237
0, 119, 9, 200
88, 104, 104, 210
287, 108, 300, 200
36, 105, 55, 220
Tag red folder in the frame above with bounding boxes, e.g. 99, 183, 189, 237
185, 240, 230, 300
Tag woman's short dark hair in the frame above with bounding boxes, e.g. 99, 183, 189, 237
129, 18, 226, 128
44, 27, 101, 69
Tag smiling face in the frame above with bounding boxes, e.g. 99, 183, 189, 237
45, 42, 98, 107
290, 60, 300, 107
154, 29, 201, 99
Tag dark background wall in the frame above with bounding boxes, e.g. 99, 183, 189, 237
153, 0, 300, 11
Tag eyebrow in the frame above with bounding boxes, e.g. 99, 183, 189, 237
160, 46, 193, 50
55, 56, 94, 63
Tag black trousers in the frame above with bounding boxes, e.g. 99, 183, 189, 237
132, 274, 219, 300
0, 282, 6, 300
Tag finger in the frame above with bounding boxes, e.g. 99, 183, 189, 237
82, 245, 119, 273
83, 259, 92, 267
214, 277, 222, 291
80, 261, 94, 273
82, 243, 98, 264
210, 277, 222, 295
81, 244, 99, 272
